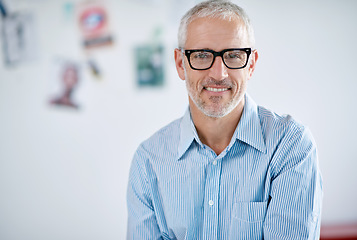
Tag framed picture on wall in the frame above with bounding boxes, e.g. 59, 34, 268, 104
135, 44, 164, 88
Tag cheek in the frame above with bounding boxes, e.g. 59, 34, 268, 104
187, 71, 204, 88
231, 72, 248, 91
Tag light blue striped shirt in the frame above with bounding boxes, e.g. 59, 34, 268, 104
127, 94, 322, 240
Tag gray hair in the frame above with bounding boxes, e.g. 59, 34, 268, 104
178, 0, 255, 48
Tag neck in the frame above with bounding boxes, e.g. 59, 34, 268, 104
189, 98, 245, 155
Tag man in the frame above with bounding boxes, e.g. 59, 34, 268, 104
127, 0, 322, 239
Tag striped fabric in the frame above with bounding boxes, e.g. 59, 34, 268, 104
127, 94, 323, 240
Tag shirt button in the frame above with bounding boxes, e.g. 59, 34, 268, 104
212, 160, 217, 165
209, 200, 214, 206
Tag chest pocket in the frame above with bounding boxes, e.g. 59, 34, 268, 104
229, 201, 268, 240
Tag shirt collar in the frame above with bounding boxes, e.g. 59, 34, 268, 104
177, 94, 267, 160
177, 107, 200, 160
234, 94, 267, 153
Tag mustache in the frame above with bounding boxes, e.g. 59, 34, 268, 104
202, 78, 234, 88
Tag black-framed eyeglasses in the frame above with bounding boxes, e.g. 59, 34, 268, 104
182, 48, 251, 70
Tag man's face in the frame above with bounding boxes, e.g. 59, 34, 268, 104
175, 17, 257, 118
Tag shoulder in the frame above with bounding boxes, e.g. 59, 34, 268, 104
257, 105, 314, 148
130, 117, 183, 183
134, 117, 182, 162
257, 105, 317, 175
257, 105, 305, 135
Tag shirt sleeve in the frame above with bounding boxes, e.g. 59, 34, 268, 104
263, 125, 323, 240
126, 146, 163, 240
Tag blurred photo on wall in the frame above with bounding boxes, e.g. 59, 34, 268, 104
49, 59, 81, 109
135, 44, 164, 87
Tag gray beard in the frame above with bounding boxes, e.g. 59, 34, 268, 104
184, 69, 240, 118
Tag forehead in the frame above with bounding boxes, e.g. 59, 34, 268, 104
185, 17, 248, 50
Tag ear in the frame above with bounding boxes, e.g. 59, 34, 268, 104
248, 49, 258, 79
174, 48, 186, 80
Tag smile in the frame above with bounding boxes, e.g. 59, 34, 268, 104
205, 87, 230, 92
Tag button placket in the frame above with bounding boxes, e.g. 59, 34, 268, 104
202, 157, 222, 239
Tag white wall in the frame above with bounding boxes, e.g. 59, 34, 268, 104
0, 0, 356, 239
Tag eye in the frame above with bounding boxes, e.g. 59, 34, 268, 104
193, 52, 211, 59
226, 52, 242, 59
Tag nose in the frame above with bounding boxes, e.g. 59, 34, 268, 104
208, 56, 229, 80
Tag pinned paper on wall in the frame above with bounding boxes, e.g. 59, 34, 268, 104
49, 59, 82, 109
77, 0, 114, 50
135, 44, 164, 88
63, 2, 75, 21
1, 12, 38, 66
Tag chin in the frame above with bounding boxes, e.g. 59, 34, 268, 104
204, 97, 243, 118
200, 105, 234, 118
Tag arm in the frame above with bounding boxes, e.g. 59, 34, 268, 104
126, 147, 162, 240
263, 126, 323, 240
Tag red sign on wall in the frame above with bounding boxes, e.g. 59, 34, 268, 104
78, 1, 113, 49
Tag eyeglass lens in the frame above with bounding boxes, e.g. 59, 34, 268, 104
190, 50, 248, 70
